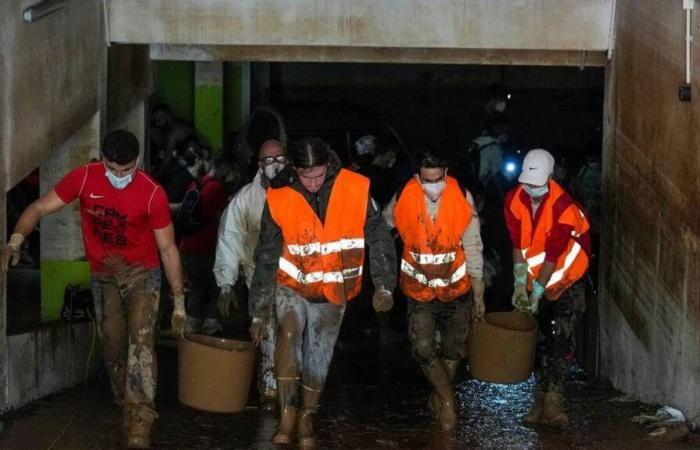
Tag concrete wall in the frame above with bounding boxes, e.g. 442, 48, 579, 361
0, 0, 105, 189
110, 0, 614, 51
4, 322, 101, 411
600, 0, 700, 418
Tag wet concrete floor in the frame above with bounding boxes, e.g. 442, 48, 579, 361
1, 329, 699, 450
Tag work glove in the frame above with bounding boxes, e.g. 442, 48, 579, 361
471, 278, 485, 321
372, 288, 394, 313
217, 285, 237, 318
524, 280, 546, 315
1, 233, 24, 273
171, 292, 187, 336
249, 317, 267, 346
512, 262, 530, 312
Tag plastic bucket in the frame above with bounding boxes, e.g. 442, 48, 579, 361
467, 311, 537, 384
178, 334, 255, 413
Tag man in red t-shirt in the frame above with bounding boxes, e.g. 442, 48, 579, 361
178, 153, 232, 334
1, 130, 185, 449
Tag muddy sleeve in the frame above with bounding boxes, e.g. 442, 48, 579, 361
249, 201, 282, 319
365, 196, 398, 291
462, 190, 484, 279
382, 194, 398, 229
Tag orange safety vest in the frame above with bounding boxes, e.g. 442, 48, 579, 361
394, 176, 472, 302
507, 180, 590, 300
267, 169, 369, 305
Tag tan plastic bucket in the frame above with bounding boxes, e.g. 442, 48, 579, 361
178, 334, 255, 413
467, 311, 537, 384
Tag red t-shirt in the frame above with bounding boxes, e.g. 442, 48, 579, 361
179, 175, 229, 255
54, 162, 172, 273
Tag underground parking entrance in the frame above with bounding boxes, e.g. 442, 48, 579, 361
2, 58, 698, 449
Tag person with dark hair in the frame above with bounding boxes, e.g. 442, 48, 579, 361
179, 151, 234, 335
148, 103, 196, 174
249, 137, 397, 446
383, 151, 485, 431
1, 129, 185, 448
214, 139, 292, 412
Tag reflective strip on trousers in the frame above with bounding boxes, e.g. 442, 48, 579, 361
400, 259, 466, 288
286, 238, 365, 256
408, 251, 457, 265
279, 257, 363, 285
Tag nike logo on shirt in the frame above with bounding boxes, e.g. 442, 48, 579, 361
90, 193, 105, 199
528, 167, 538, 170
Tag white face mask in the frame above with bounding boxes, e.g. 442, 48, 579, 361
422, 181, 446, 202
494, 100, 507, 113
264, 162, 286, 180
523, 184, 549, 198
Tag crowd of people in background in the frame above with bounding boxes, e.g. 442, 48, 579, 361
2, 91, 602, 448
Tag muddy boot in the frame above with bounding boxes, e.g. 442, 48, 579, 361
424, 364, 457, 431
543, 391, 569, 428
522, 387, 546, 424
272, 379, 298, 444
127, 408, 157, 449
297, 385, 322, 448
428, 359, 460, 418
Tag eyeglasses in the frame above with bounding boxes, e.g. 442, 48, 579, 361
258, 155, 288, 165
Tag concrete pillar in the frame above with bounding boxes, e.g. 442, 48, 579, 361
194, 61, 224, 150
225, 62, 251, 133
39, 113, 101, 322
108, 101, 146, 166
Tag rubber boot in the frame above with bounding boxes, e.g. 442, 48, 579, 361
126, 408, 157, 449
428, 359, 459, 418
424, 363, 457, 431
522, 387, 546, 424
297, 385, 322, 448
543, 391, 569, 428
272, 379, 299, 444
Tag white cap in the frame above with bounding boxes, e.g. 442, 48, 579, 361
354, 135, 377, 156
518, 149, 555, 186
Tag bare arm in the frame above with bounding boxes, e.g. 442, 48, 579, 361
154, 224, 184, 295
12, 190, 67, 238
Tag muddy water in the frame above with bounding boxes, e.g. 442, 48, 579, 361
2, 330, 699, 449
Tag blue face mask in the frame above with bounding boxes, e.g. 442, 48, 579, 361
523, 184, 549, 198
104, 160, 136, 190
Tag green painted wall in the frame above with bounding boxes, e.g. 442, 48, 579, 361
152, 61, 194, 121
195, 85, 223, 150
225, 63, 245, 133
40, 260, 91, 322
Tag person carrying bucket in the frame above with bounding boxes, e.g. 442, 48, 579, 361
504, 148, 591, 428
249, 137, 397, 447
383, 151, 485, 431
213, 139, 292, 412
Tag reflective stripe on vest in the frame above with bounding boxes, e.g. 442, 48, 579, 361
279, 257, 363, 285
409, 251, 457, 265
287, 238, 365, 256
401, 259, 466, 288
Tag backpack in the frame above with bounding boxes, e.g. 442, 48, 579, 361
174, 179, 213, 236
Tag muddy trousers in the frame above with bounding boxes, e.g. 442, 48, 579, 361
90, 268, 161, 418
273, 285, 345, 391
258, 317, 278, 398
407, 295, 470, 371
534, 282, 585, 393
